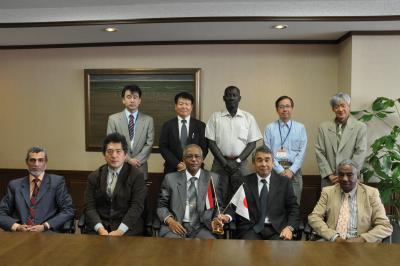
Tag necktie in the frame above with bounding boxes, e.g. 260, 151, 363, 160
336, 193, 350, 239
128, 114, 135, 140
27, 178, 40, 226
188, 177, 200, 228
107, 172, 118, 197
253, 179, 269, 233
337, 123, 343, 147
180, 119, 188, 148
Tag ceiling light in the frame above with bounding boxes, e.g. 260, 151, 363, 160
273, 24, 288, 30
104, 27, 118, 32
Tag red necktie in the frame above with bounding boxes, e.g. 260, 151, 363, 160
27, 178, 40, 226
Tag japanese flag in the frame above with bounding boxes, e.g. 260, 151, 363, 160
229, 185, 249, 220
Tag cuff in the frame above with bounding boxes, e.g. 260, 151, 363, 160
331, 233, 340, 242
164, 215, 173, 225
11, 223, 19, 232
94, 223, 104, 232
118, 223, 129, 234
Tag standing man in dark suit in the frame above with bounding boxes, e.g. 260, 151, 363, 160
0, 147, 74, 232
84, 132, 147, 236
157, 144, 222, 239
220, 146, 299, 240
107, 84, 154, 180
159, 92, 208, 174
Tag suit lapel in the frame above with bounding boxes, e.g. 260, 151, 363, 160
176, 171, 187, 214
267, 173, 278, 211
112, 163, 129, 200
20, 177, 31, 207
35, 174, 50, 204
356, 183, 366, 228
332, 185, 342, 224
327, 121, 338, 154
100, 166, 108, 195
247, 174, 260, 214
132, 112, 145, 152
338, 116, 355, 152
188, 118, 195, 144
119, 112, 131, 144
197, 170, 208, 213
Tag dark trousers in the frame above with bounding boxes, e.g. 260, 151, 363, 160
241, 224, 281, 240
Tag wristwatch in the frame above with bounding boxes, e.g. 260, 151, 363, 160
235, 158, 242, 164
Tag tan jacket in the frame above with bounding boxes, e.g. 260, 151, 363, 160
308, 183, 393, 242
315, 116, 367, 179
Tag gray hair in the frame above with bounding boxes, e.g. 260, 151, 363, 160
25, 146, 48, 162
337, 159, 359, 176
183, 144, 203, 158
330, 92, 351, 108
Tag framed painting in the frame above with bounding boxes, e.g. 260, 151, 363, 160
84, 68, 201, 152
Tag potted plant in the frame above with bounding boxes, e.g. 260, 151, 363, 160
352, 97, 400, 242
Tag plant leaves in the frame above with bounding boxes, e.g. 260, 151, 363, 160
372, 97, 394, 112
360, 114, 374, 122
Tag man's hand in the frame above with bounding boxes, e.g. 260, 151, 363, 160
177, 162, 186, 172
282, 169, 294, 179
97, 227, 109, 236
280, 226, 293, 240
224, 160, 239, 174
109, 229, 125, 236
128, 158, 141, 168
328, 175, 338, 184
27, 225, 45, 232
346, 237, 366, 243
15, 224, 29, 232
166, 217, 186, 237
217, 214, 231, 224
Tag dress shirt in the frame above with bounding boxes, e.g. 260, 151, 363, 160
206, 108, 262, 157
183, 169, 201, 222
257, 173, 271, 224
178, 115, 190, 139
331, 185, 358, 241
124, 109, 138, 147
264, 119, 307, 174
94, 165, 129, 234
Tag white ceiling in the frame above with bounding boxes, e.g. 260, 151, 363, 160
1, 0, 400, 47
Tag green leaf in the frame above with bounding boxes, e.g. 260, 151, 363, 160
372, 97, 395, 112
392, 166, 400, 179
360, 114, 374, 122
375, 112, 387, 119
361, 169, 374, 183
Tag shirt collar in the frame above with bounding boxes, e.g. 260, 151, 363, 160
341, 183, 358, 198
29, 173, 44, 182
178, 115, 190, 123
256, 173, 271, 184
278, 119, 292, 127
125, 109, 138, 120
186, 169, 201, 180
108, 165, 123, 176
221, 108, 244, 117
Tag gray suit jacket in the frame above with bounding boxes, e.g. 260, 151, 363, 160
157, 170, 222, 235
0, 174, 75, 231
107, 111, 154, 179
315, 116, 367, 183
308, 183, 392, 242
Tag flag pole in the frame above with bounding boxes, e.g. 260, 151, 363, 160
210, 176, 221, 215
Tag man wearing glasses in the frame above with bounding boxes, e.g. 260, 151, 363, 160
263, 96, 307, 205
84, 132, 147, 236
0, 147, 74, 232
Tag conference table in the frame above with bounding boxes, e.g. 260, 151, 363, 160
0, 232, 399, 265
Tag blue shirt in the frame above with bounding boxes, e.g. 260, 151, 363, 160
263, 119, 307, 174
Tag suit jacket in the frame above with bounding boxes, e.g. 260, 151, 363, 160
84, 163, 147, 234
0, 174, 75, 231
228, 172, 300, 238
308, 183, 393, 242
315, 116, 367, 181
107, 111, 154, 179
159, 117, 208, 174
157, 170, 222, 235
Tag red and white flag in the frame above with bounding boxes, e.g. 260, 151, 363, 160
206, 177, 215, 210
229, 185, 249, 220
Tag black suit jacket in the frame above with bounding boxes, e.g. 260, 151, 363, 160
159, 117, 208, 174
84, 163, 147, 234
228, 172, 299, 238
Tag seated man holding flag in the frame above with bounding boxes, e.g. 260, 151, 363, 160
157, 144, 223, 239
219, 146, 300, 240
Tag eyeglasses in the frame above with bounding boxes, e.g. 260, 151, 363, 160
278, 105, 292, 109
106, 149, 124, 155
28, 158, 46, 163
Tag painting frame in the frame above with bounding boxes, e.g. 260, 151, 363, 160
84, 68, 201, 152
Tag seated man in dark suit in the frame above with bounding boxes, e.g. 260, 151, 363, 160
219, 146, 300, 240
0, 147, 74, 232
308, 159, 392, 242
159, 92, 208, 174
84, 132, 147, 236
157, 144, 222, 239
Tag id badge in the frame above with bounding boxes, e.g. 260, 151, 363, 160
276, 148, 287, 159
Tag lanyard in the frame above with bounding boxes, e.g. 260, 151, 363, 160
278, 120, 292, 149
